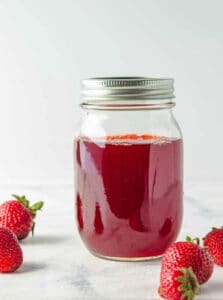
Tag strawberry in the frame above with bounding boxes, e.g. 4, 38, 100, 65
204, 227, 223, 266
0, 194, 44, 240
159, 267, 199, 300
159, 237, 214, 287
0, 226, 23, 272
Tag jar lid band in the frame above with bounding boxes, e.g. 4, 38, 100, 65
81, 77, 175, 103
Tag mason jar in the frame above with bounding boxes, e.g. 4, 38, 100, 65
74, 77, 183, 261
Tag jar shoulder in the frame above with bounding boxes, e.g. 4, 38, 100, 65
76, 109, 182, 140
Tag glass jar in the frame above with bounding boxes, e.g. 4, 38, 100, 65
74, 77, 183, 261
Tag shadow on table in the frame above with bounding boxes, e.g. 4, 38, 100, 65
18, 262, 47, 274
21, 234, 70, 245
200, 279, 223, 296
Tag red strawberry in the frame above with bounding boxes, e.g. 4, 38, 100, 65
160, 237, 214, 286
159, 267, 199, 300
0, 226, 23, 272
204, 227, 223, 266
0, 194, 44, 240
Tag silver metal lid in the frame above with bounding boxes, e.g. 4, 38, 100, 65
80, 77, 175, 110
81, 77, 174, 101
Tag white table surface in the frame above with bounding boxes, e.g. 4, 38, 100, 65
0, 183, 222, 300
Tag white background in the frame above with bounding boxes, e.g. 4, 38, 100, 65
0, 0, 222, 185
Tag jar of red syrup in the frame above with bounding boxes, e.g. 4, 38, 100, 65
75, 77, 183, 261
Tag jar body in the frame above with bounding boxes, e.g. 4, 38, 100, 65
74, 108, 183, 260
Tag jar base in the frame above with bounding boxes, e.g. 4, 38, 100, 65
92, 252, 163, 262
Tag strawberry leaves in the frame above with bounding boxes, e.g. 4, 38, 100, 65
178, 267, 199, 300
30, 201, 44, 218
12, 194, 29, 208
186, 236, 201, 246
12, 194, 44, 236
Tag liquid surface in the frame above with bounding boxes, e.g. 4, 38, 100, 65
75, 135, 183, 258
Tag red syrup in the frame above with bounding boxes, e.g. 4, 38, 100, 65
75, 135, 183, 259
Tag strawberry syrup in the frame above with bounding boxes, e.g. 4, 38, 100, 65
75, 135, 183, 259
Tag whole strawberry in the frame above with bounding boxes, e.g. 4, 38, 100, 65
160, 237, 214, 287
0, 226, 23, 272
0, 194, 44, 240
204, 227, 223, 266
159, 267, 199, 300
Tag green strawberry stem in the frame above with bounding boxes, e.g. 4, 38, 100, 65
186, 235, 209, 252
186, 236, 200, 246
177, 267, 199, 300
12, 194, 44, 236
